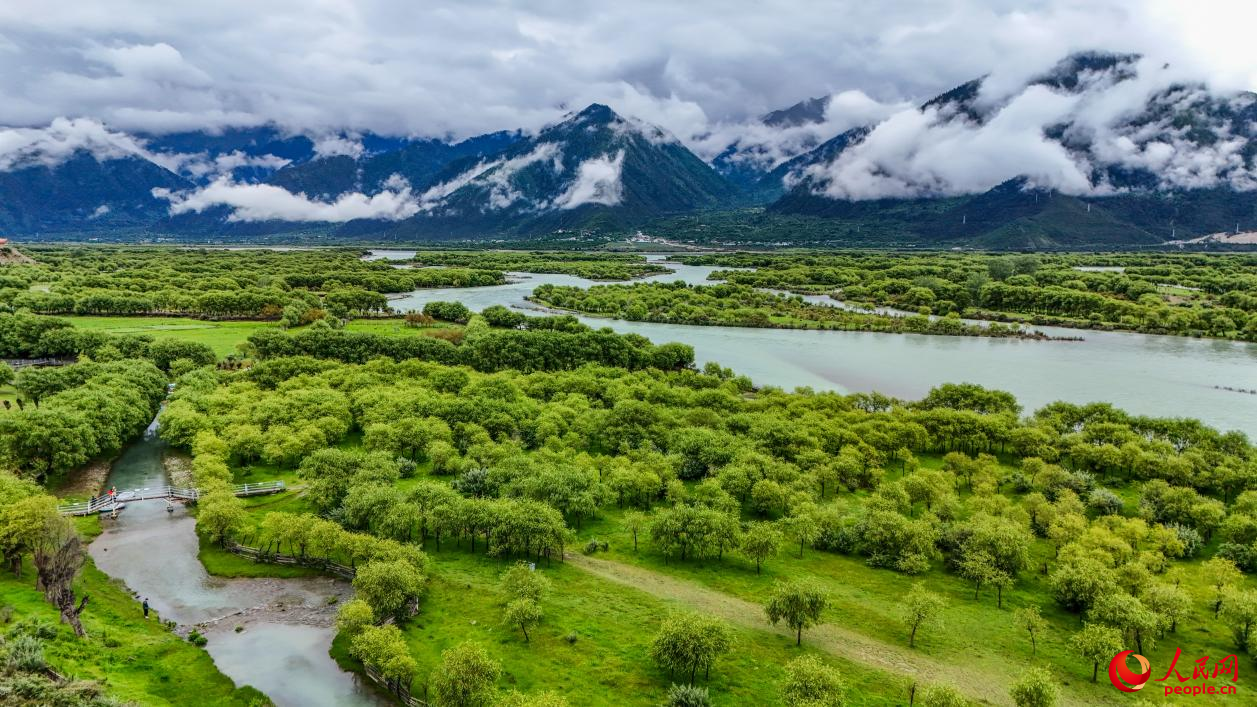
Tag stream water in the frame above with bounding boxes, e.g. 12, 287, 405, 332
373, 250, 1257, 437
87, 419, 388, 707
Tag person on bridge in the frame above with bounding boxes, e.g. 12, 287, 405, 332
142, 598, 150, 619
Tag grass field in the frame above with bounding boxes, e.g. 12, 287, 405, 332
0, 556, 265, 706
61, 315, 461, 357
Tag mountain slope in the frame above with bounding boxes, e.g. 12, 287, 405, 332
373, 103, 739, 238
769, 51, 1257, 246
0, 153, 190, 234
266, 131, 521, 199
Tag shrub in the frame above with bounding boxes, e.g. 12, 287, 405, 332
188, 630, 208, 647
667, 683, 711, 707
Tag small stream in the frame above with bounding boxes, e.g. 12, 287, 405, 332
87, 419, 388, 707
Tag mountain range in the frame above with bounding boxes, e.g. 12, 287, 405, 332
1, 51, 1255, 248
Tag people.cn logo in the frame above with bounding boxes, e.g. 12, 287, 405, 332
1109, 650, 1152, 692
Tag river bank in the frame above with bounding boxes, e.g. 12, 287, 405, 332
85, 419, 390, 707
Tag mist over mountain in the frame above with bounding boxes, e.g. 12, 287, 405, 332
0, 50, 1254, 247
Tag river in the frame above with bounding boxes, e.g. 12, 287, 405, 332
371, 250, 1257, 437
87, 419, 388, 707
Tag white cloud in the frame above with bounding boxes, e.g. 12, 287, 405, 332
553, 150, 625, 208
312, 135, 364, 159
0, 117, 152, 170
0, 1, 1251, 144
417, 142, 563, 212
794, 55, 1257, 199
153, 174, 419, 222
88, 204, 110, 218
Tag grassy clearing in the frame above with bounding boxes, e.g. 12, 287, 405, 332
65, 316, 276, 357
569, 502, 1255, 706
63, 315, 461, 357
0, 557, 262, 706
335, 548, 910, 706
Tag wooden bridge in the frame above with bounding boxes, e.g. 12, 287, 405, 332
57, 481, 286, 516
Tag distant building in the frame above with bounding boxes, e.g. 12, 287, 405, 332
0, 238, 9, 245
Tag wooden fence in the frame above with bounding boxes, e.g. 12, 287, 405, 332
364, 664, 428, 706
224, 542, 357, 580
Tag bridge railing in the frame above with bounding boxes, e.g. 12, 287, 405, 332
57, 480, 286, 516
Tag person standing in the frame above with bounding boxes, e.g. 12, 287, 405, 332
142, 597, 150, 619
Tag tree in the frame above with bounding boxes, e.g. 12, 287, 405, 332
781, 654, 846, 707
353, 559, 426, 623
918, 684, 969, 707
622, 510, 647, 552
197, 491, 247, 547
1009, 668, 1058, 707
500, 561, 551, 602
740, 522, 783, 574
336, 599, 374, 638
1142, 583, 1191, 635
351, 624, 417, 698
764, 580, 828, 646
1013, 606, 1047, 657
31, 510, 89, 636
650, 613, 734, 685
1071, 624, 1123, 683
1220, 588, 1257, 649
781, 512, 820, 558
1202, 557, 1242, 617
900, 582, 945, 648
498, 691, 570, 707
429, 641, 501, 707
0, 361, 13, 387
504, 598, 543, 642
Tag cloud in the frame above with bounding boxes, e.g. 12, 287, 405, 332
0, 0, 1251, 146
553, 150, 625, 208
313, 135, 364, 159
0, 117, 153, 170
418, 142, 564, 212
153, 174, 419, 222
794, 56, 1257, 199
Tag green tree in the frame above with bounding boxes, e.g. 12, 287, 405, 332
500, 561, 551, 603
351, 624, 417, 698
764, 580, 828, 646
504, 598, 543, 642
336, 599, 374, 638
1202, 557, 1242, 617
650, 613, 734, 685
1220, 588, 1257, 649
1070, 624, 1123, 683
429, 642, 501, 707
781, 654, 846, 707
197, 491, 246, 547
353, 559, 426, 623
919, 684, 969, 707
740, 522, 783, 574
900, 582, 945, 649
1013, 606, 1047, 657
1009, 667, 1058, 707
622, 510, 648, 552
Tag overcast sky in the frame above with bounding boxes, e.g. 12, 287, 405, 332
1, 0, 1254, 146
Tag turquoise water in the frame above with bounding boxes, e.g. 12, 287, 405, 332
373, 251, 1257, 437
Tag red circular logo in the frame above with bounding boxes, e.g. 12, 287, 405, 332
1108, 650, 1151, 692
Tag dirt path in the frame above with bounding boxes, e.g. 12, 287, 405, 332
567, 553, 1102, 707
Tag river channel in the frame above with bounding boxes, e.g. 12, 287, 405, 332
372, 251, 1257, 437
87, 419, 388, 707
